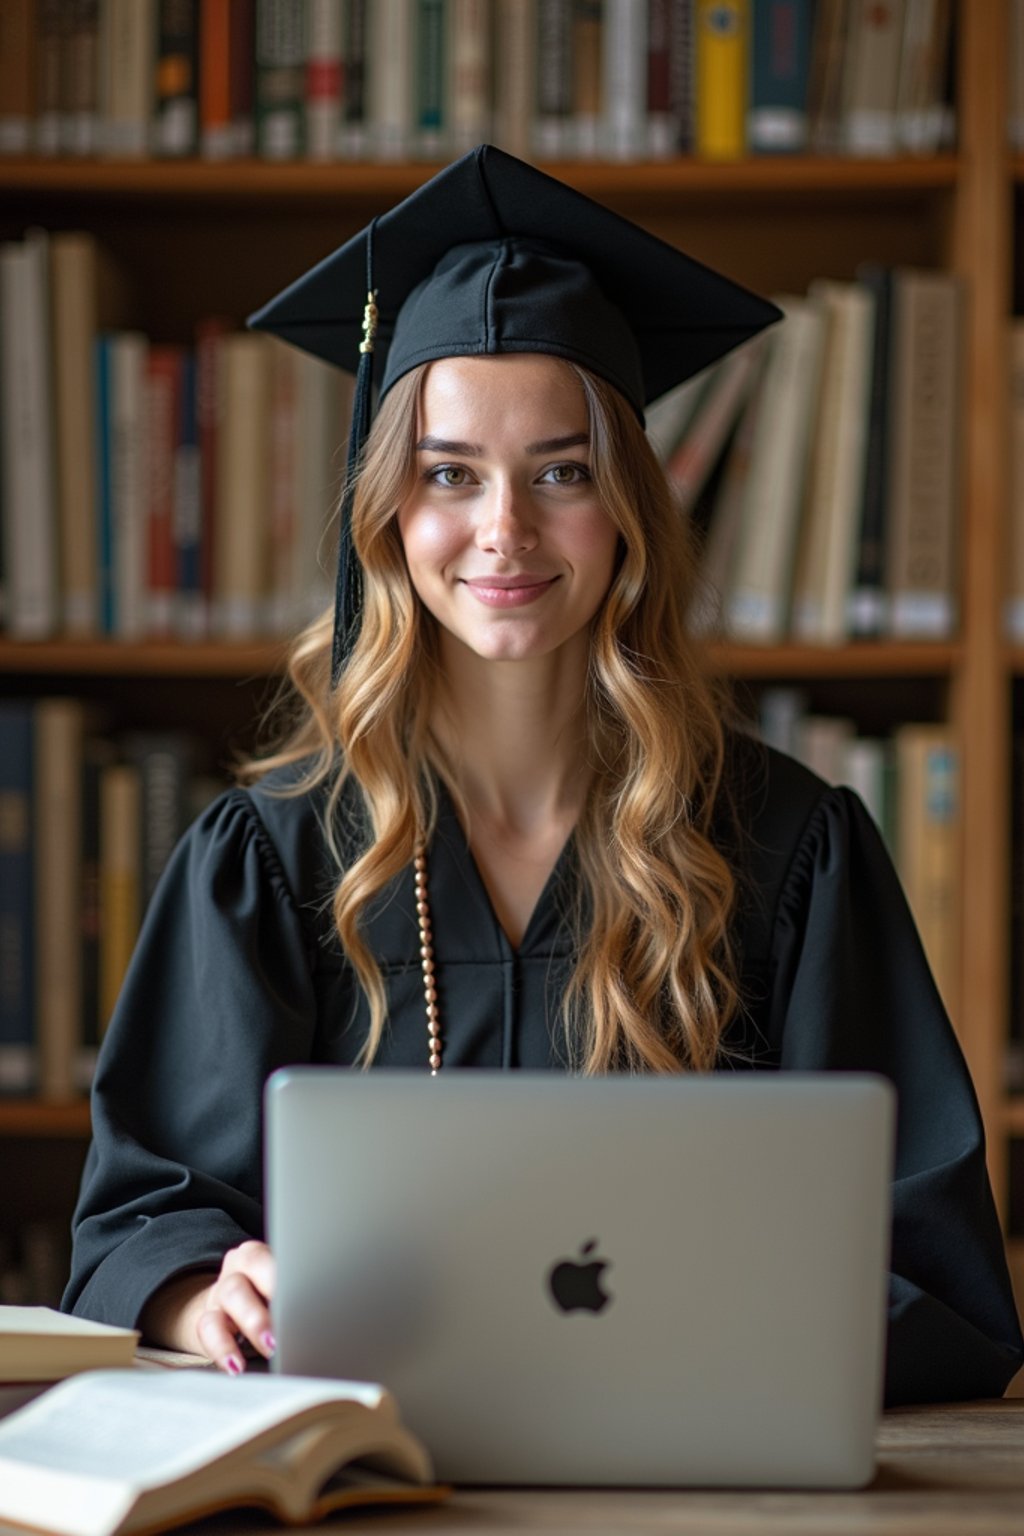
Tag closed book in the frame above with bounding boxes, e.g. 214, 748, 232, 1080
415, 0, 448, 158
758, 685, 808, 758
213, 334, 272, 637
725, 297, 826, 643
884, 269, 963, 639
0, 234, 59, 640
450, 0, 492, 153
34, 699, 85, 1104
371, 0, 414, 160
200, 0, 235, 158
790, 280, 876, 645
195, 317, 230, 639
795, 714, 855, 784
0, 704, 35, 1096
494, 0, 535, 158
66, 0, 102, 157
602, 0, 647, 159
895, 0, 952, 154
748, 0, 813, 153
255, 0, 305, 159
667, 0, 697, 153
173, 350, 204, 638
230, 0, 256, 154
695, 0, 749, 160
0, 1308, 137, 1383
145, 347, 185, 637
342, 0, 370, 156
0, 0, 36, 154
110, 333, 149, 641
806, 0, 849, 154
839, 736, 889, 833
894, 723, 960, 1020
99, 0, 157, 156
841, 0, 906, 154
570, 0, 602, 158
644, 371, 709, 464
154, 0, 199, 155
99, 762, 141, 1034
848, 265, 894, 638
122, 733, 194, 908
94, 337, 114, 634
691, 367, 765, 637
647, 0, 674, 157
1007, 322, 1024, 642
534, 0, 573, 156
665, 342, 765, 517
305, 0, 343, 161
79, 736, 115, 1092
34, 0, 65, 155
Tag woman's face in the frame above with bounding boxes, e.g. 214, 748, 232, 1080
397, 354, 619, 666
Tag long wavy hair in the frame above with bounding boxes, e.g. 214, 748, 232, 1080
239, 357, 741, 1073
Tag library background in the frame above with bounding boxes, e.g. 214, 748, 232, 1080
1, 0, 1023, 1362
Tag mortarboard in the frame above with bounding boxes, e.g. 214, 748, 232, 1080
246, 144, 782, 681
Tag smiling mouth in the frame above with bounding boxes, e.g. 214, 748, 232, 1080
461, 576, 559, 607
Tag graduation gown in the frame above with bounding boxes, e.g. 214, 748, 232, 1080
62, 734, 1024, 1405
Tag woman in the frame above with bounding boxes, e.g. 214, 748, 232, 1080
64, 147, 1023, 1402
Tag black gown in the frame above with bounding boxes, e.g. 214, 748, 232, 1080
62, 734, 1024, 1405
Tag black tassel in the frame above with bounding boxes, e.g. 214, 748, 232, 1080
331, 217, 379, 687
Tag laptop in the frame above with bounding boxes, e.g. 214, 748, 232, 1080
265, 1069, 894, 1488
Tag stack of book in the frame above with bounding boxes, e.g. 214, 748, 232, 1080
0, 228, 350, 642
0, 0, 956, 166
0, 701, 218, 1102
649, 265, 964, 645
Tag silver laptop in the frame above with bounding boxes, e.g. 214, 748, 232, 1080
265, 1069, 894, 1488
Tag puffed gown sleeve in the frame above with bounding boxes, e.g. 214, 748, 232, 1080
765, 782, 1024, 1404
61, 788, 319, 1330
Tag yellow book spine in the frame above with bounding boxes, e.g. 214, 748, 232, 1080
696, 0, 750, 160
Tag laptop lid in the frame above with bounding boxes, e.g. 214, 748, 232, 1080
265, 1070, 894, 1488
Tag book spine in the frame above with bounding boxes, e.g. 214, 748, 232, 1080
647, 0, 673, 158
450, 0, 492, 154
848, 264, 894, 638
268, 341, 300, 635
842, 0, 907, 155
691, 369, 764, 637
602, 0, 647, 160
99, 762, 141, 1034
493, 0, 535, 160
342, 0, 370, 156
230, 0, 256, 155
0, 703, 36, 1095
94, 335, 115, 635
895, 724, 961, 1021
416, 0, 448, 158
214, 334, 272, 637
748, 0, 813, 154
293, 353, 349, 627
885, 269, 962, 639
0, 0, 36, 155
111, 333, 149, 641
534, 0, 573, 156
51, 232, 100, 637
255, 0, 306, 160
67, 0, 101, 157
695, 0, 749, 160
123, 733, 193, 907
372, 0, 414, 160
306, 0, 343, 161
570, 0, 603, 159
839, 736, 889, 833
175, 349, 204, 638
34, 0, 65, 156
34, 699, 85, 1104
78, 736, 114, 1091
1006, 321, 1024, 641
806, 0, 849, 154
665, 343, 763, 515
101, 0, 157, 157
667, 0, 696, 155
0, 238, 59, 640
200, 0, 234, 158
195, 318, 228, 640
145, 347, 183, 637
154, 0, 200, 156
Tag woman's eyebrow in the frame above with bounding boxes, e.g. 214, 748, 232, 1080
415, 432, 590, 454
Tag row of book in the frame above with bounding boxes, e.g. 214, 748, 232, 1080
1, 228, 352, 642
756, 689, 960, 1022
0, 0, 957, 166
0, 699, 220, 1101
650, 265, 963, 645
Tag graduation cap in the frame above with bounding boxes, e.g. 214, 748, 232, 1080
246, 144, 782, 682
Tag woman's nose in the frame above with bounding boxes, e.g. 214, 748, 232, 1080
475, 481, 539, 555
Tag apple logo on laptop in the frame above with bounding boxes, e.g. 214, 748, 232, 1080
547, 1239, 612, 1314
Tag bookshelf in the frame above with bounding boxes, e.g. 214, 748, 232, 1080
1, 2, 1022, 1319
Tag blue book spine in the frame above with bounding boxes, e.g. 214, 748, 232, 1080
748, 0, 812, 153
0, 703, 36, 1094
94, 335, 115, 634
175, 351, 202, 629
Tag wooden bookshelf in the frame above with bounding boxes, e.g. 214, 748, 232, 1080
1, 4, 1021, 1270
0, 1101, 91, 1138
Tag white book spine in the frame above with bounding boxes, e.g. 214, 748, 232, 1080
839, 737, 887, 830
449, 0, 491, 152
111, 334, 149, 641
842, 0, 907, 155
493, 0, 535, 159
602, 0, 648, 159
306, 0, 344, 161
101, 0, 157, 157
0, 238, 59, 640
371, 0, 414, 159
51, 235, 100, 636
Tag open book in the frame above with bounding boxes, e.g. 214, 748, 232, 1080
0, 1369, 446, 1536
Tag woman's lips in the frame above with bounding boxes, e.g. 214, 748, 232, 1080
461, 577, 558, 608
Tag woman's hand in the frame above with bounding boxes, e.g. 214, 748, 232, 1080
140, 1241, 277, 1374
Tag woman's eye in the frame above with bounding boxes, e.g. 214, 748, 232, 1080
545, 462, 591, 485
427, 464, 470, 487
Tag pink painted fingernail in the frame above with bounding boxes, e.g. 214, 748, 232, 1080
224, 1354, 244, 1375
261, 1331, 276, 1355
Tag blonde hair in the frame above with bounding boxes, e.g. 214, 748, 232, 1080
240, 359, 740, 1073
